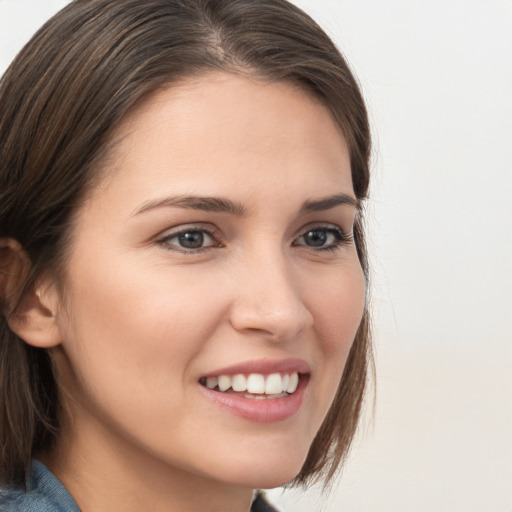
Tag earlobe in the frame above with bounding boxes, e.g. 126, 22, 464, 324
0, 238, 62, 348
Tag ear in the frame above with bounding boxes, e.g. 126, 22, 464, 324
0, 238, 62, 348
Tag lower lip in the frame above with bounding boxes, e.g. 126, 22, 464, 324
199, 376, 308, 423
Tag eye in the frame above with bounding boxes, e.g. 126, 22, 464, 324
157, 227, 220, 252
294, 225, 351, 251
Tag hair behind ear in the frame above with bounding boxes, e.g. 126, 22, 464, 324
0, 240, 58, 486
0, 324, 58, 486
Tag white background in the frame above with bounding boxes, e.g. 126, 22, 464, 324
1, 1, 510, 511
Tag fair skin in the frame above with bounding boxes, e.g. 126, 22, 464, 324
15, 73, 365, 511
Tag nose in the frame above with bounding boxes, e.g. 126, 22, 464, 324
228, 249, 314, 342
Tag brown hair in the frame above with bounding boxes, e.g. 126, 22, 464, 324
0, 0, 371, 488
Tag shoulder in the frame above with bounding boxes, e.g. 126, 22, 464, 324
0, 485, 58, 512
0, 460, 80, 512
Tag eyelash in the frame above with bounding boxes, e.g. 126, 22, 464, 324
293, 224, 353, 252
156, 226, 223, 254
156, 224, 352, 254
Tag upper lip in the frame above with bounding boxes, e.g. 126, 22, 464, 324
202, 358, 311, 378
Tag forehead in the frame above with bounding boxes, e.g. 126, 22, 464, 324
90, 72, 353, 208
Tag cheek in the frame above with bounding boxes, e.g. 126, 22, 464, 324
313, 263, 366, 355
55, 257, 224, 406
306, 262, 366, 414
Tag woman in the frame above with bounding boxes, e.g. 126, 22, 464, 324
0, 1, 372, 510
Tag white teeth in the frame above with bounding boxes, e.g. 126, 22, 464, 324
247, 374, 265, 394
217, 375, 232, 392
286, 372, 299, 393
232, 374, 247, 392
206, 377, 218, 390
265, 373, 283, 394
281, 374, 290, 392
205, 371, 301, 395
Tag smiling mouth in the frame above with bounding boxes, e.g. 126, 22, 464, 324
199, 372, 302, 400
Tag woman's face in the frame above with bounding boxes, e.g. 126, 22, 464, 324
49, 73, 365, 489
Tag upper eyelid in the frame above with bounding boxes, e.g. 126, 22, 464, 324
294, 221, 349, 237
296, 226, 346, 238
156, 223, 219, 239
155, 225, 222, 249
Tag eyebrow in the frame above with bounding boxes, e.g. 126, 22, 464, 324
133, 192, 358, 217
299, 193, 359, 213
133, 196, 247, 216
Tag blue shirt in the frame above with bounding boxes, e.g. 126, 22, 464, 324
0, 460, 80, 512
